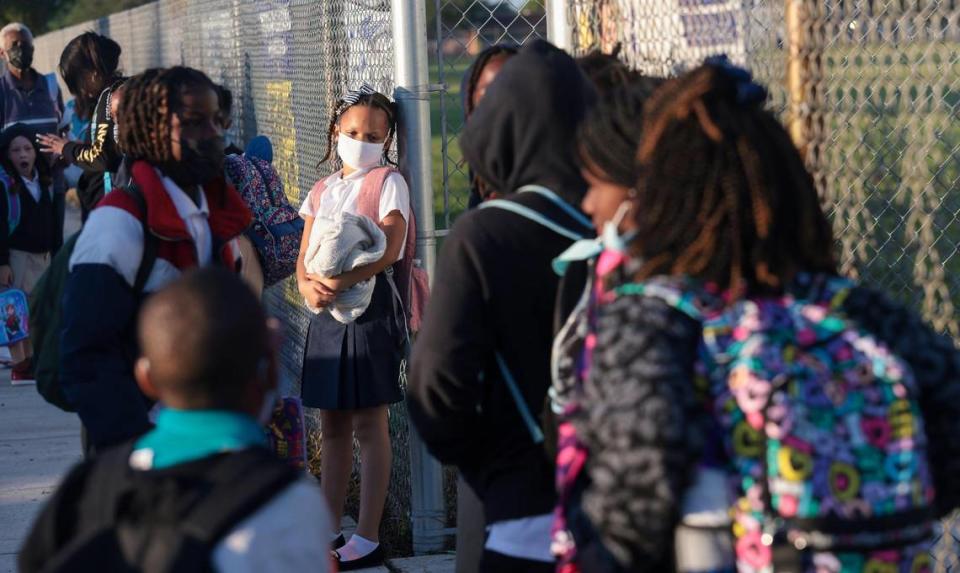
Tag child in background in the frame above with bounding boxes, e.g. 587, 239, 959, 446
408, 40, 596, 572
0, 123, 60, 385
38, 32, 125, 221
461, 44, 516, 208
569, 60, 960, 572
60, 66, 251, 452
297, 83, 410, 570
20, 268, 332, 573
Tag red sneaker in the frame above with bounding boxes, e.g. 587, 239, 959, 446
10, 360, 34, 386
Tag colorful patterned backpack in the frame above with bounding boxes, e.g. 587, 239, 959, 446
621, 274, 936, 572
224, 154, 304, 287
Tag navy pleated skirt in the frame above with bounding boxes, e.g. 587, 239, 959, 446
301, 274, 406, 410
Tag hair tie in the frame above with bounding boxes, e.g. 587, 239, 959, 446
704, 55, 767, 106
341, 82, 377, 106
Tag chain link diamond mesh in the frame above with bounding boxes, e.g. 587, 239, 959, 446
432, 0, 547, 229
29, 0, 960, 563
31, 0, 416, 555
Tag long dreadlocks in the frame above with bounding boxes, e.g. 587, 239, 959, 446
318, 90, 398, 167
118, 67, 217, 163
631, 62, 836, 296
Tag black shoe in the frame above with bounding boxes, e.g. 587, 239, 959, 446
330, 533, 346, 550
334, 545, 384, 571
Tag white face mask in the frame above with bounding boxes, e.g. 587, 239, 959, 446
336, 133, 385, 170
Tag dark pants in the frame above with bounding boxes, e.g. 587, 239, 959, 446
480, 550, 554, 573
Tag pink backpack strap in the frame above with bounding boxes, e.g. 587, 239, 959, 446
306, 176, 331, 216
358, 167, 422, 327
356, 166, 395, 223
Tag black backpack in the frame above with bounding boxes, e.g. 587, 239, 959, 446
19, 445, 299, 573
31, 184, 158, 412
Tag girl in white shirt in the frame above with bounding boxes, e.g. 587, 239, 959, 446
0, 123, 60, 384
296, 84, 409, 571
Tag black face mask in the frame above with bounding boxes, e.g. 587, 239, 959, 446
5, 44, 34, 71
166, 135, 225, 188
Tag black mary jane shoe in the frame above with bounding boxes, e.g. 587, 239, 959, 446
333, 545, 385, 571
331, 533, 346, 550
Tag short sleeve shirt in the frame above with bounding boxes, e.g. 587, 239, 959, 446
300, 168, 410, 259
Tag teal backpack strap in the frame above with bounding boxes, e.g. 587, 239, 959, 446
481, 200, 586, 242
492, 352, 545, 444
480, 186, 591, 242
516, 185, 594, 229
614, 280, 705, 322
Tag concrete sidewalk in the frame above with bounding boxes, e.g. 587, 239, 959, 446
0, 376, 81, 573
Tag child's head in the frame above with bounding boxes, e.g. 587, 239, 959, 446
0, 123, 49, 186
59, 32, 122, 120
577, 76, 663, 232
118, 66, 224, 187
135, 268, 275, 415
464, 44, 517, 117
320, 84, 397, 170
576, 44, 636, 95
630, 59, 836, 295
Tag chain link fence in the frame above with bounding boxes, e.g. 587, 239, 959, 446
31, 0, 422, 555
431, 0, 548, 228
28, 0, 960, 563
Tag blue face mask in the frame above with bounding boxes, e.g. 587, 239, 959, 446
552, 200, 636, 276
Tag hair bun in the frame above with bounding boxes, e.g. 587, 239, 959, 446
704, 55, 767, 107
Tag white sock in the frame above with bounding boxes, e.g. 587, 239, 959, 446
336, 534, 379, 561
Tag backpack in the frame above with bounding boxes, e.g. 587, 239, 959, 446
19, 444, 299, 573
309, 166, 430, 333
224, 154, 303, 287
30, 184, 158, 412
617, 274, 936, 569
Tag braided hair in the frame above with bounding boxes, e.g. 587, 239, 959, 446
630, 62, 836, 296
118, 67, 217, 163
578, 75, 664, 188
319, 90, 398, 167
464, 45, 517, 117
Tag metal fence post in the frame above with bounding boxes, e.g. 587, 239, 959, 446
391, 0, 446, 555
546, 0, 573, 51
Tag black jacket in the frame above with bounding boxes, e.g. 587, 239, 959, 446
63, 79, 125, 221
408, 39, 596, 523
0, 175, 59, 265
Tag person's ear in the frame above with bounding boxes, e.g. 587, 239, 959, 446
134, 357, 160, 401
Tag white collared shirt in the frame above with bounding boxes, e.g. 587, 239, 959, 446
20, 170, 42, 203
156, 169, 213, 265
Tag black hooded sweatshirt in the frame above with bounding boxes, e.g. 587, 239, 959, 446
408, 40, 596, 524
